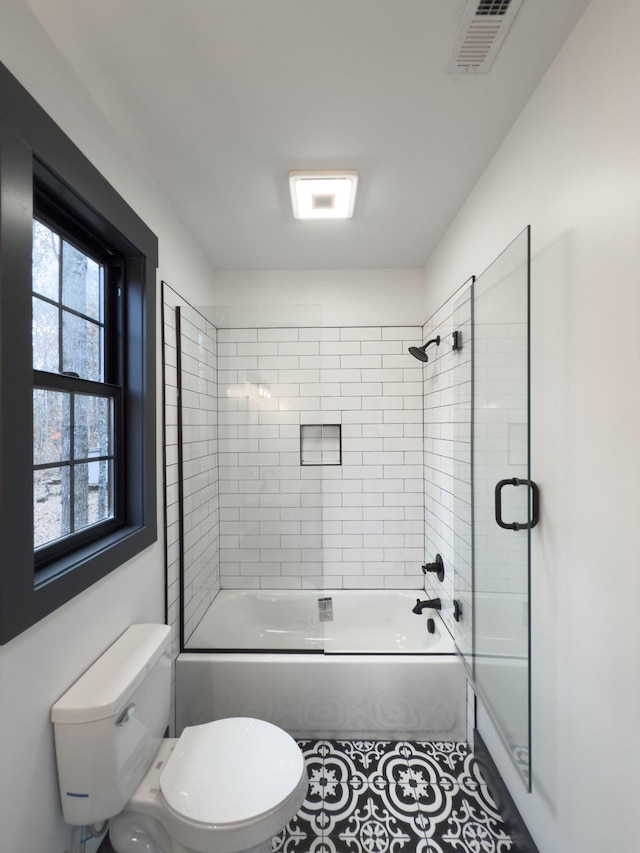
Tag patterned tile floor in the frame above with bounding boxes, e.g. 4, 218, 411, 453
273, 739, 522, 853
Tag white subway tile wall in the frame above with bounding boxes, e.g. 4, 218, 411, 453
163, 286, 220, 671
422, 283, 472, 641
452, 290, 473, 660
473, 317, 529, 597
217, 326, 425, 590
163, 305, 475, 653
179, 308, 220, 640
162, 285, 180, 728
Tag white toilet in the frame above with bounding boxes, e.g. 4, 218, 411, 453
51, 624, 308, 853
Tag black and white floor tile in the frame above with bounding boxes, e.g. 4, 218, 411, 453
273, 740, 522, 853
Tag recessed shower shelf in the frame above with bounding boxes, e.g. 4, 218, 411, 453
300, 424, 342, 466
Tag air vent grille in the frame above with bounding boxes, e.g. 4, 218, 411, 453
444, 0, 523, 74
476, 0, 512, 15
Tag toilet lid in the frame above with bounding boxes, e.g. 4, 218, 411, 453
159, 717, 305, 826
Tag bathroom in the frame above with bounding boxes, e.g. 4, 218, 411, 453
0, 0, 638, 852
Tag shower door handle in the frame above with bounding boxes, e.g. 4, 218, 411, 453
494, 478, 539, 530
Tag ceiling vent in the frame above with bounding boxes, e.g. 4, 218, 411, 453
444, 0, 524, 74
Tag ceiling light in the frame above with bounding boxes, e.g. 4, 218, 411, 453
289, 170, 359, 220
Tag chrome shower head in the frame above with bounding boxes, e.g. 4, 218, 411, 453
408, 336, 440, 363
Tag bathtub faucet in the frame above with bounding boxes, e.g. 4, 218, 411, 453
412, 597, 441, 614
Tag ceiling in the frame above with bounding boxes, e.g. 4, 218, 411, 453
24, 0, 591, 271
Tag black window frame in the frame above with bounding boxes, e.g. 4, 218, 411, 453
32, 205, 124, 566
0, 63, 158, 644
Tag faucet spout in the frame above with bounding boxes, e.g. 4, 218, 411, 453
412, 597, 442, 614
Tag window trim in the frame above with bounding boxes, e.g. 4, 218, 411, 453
0, 62, 158, 644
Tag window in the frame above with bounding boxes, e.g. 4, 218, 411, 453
32, 216, 121, 565
0, 62, 158, 643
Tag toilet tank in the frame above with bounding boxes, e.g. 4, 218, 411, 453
51, 624, 172, 826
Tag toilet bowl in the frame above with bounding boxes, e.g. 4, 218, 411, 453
51, 625, 308, 853
110, 718, 308, 853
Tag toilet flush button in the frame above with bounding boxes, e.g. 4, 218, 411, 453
160, 717, 305, 825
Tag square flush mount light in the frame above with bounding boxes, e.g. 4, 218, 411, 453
289, 170, 359, 219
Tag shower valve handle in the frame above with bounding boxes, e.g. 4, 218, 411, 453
421, 554, 445, 582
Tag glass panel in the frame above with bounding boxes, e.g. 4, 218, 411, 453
62, 240, 102, 321
34, 466, 71, 548
177, 305, 223, 649
33, 390, 70, 465
32, 220, 60, 300
178, 302, 324, 651
32, 224, 105, 381
74, 461, 113, 532
472, 227, 531, 789
34, 391, 114, 549
73, 396, 113, 532
32, 297, 60, 372
62, 312, 102, 380
74, 395, 112, 460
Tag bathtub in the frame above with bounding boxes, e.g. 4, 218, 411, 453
186, 588, 454, 652
176, 589, 466, 740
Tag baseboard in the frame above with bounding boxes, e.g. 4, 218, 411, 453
473, 729, 540, 853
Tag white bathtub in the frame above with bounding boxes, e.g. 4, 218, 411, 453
177, 589, 466, 740
186, 588, 453, 653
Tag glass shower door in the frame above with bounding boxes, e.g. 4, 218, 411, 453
472, 226, 534, 790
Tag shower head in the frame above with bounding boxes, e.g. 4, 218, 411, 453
408, 336, 440, 363
408, 346, 430, 362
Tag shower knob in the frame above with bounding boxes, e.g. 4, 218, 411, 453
421, 554, 445, 583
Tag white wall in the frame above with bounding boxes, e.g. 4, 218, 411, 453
0, 4, 216, 852
207, 269, 425, 328
422, 0, 640, 850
